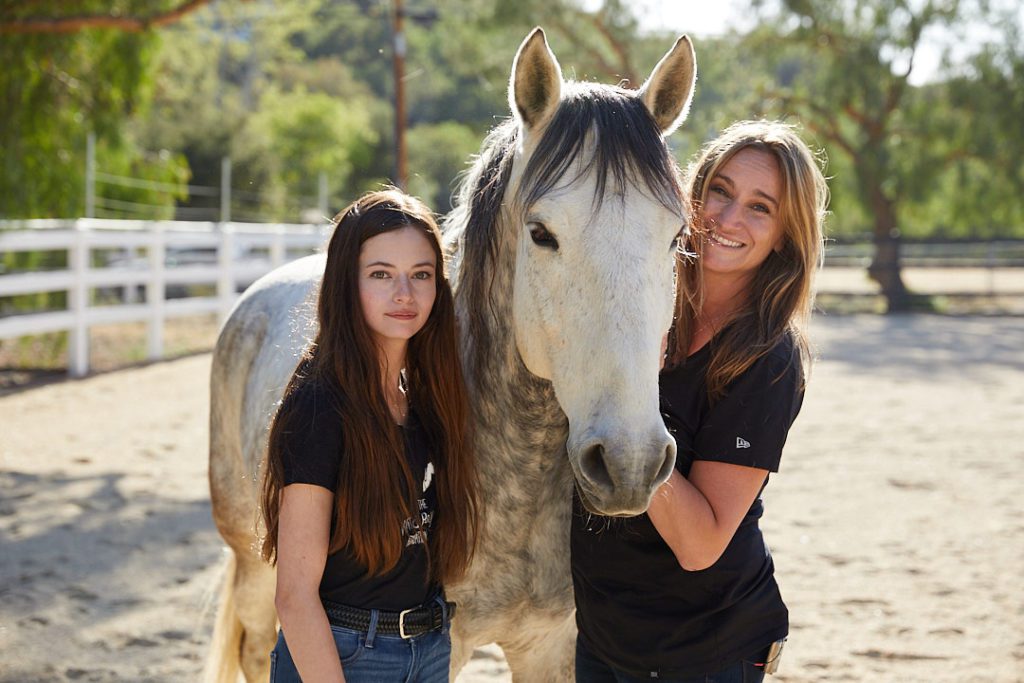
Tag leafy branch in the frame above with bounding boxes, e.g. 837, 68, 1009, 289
0, 0, 249, 34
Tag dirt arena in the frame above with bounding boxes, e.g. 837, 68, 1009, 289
2, 313, 1023, 682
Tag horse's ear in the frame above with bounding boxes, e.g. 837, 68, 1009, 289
638, 35, 697, 136
510, 27, 563, 132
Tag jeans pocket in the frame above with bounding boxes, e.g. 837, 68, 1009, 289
329, 625, 365, 666
268, 650, 278, 681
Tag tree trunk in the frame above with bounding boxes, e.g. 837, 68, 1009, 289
867, 193, 911, 312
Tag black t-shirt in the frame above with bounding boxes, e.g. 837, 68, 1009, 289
279, 379, 439, 611
571, 334, 804, 678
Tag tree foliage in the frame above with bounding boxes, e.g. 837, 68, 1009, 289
124, 0, 390, 221
745, 0, 1023, 310
3, 0, 1022, 274
932, 12, 1024, 236
0, 0, 244, 34
406, 122, 482, 211
0, 6, 186, 218
236, 88, 381, 221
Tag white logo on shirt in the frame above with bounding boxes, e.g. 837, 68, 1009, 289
736, 437, 751, 449
422, 462, 434, 491
400, 463, 436, 548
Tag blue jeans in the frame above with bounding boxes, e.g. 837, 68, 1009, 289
575, 637, 766, 683
270, 598, 451, 683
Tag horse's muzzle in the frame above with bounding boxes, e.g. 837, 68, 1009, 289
571, 433, 676, 516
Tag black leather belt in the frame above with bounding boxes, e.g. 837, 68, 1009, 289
321, 599, 455, 639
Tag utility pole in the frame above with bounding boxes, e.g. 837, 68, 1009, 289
392, 0, 407, 189
390, 2, 437, 190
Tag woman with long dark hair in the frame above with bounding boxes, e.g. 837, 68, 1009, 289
572, 120, 828, 682
260, 189, 479, 682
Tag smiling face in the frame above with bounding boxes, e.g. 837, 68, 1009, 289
358, 226, 438, 353
700, 147, 785, 288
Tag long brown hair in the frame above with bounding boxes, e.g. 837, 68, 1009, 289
260, 189, 479, 585
669, 120, 828, 399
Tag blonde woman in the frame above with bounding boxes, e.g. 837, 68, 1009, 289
572, 120, 828, 682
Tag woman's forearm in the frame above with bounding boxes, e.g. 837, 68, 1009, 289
646, 462, 769, 571
276, 591, 347, 683
646, 469, 725, 571
274, 484, 341, 680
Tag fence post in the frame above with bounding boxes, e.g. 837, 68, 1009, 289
68, 221, 90, 377
147, 224, 165, 361
124, 257, 140, 304
271, 224, 286, 269
85, 132, 96, 219
218, 224, 235, 323
221, 157, 232, 223
987, 241, 996, 297
318, 172, 328, 220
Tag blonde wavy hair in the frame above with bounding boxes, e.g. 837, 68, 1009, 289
669, 120, 829, 399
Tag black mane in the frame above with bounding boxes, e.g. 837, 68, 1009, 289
521, 82, 682, 214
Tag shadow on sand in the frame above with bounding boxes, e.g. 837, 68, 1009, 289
811, 314, 1024, 380
0, 469, 221, 618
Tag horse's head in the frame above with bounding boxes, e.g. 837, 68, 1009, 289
505, 28, 697, 516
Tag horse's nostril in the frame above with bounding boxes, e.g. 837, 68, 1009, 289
579, 443, 613, 492
655, 440, 676, 485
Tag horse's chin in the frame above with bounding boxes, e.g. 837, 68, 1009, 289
574, 481, 647, 518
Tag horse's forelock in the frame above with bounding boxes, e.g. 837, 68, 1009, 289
521, 83, 683, 215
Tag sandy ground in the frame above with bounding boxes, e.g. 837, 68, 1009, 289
2, 314, 1023, 682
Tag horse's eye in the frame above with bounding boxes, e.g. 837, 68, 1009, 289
528, 222, 559, 251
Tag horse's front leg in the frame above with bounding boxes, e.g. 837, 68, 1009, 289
449, 620, 476, 679
499, 612, 576, 682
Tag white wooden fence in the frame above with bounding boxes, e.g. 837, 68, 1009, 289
0, 218, 330, 377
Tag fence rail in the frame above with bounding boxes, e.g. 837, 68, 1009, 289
0, 218, 329, 376
4, 222, 1024, 376
824, 240, 1024, 268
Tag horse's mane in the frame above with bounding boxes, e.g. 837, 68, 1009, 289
447, 81, 683, 382
520, 82, 683, 213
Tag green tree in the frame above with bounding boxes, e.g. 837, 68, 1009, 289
288, 0, 660, 195
0, 23, 165, 218
748, 0, 1020, 311
0, 1, 241, 34
237, 88, 381, 221
933, 13, 1024, 236
406, 122, 482, 211
0, 1, 228, 219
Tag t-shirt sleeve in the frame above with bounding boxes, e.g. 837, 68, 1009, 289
692, 345, 804, 472
278, 382, 344, 491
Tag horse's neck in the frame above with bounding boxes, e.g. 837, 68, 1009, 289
458, 302, 568, 454
471, 340, 567, 455
450, 232, 570, 492
445, 178, 575, 617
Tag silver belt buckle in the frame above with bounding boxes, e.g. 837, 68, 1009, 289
398, 607, 414, 639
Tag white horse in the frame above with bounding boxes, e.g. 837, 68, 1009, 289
206, 28, 696, 682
